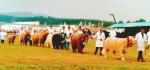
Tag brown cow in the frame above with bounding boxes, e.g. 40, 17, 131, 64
32, 32, 39, 46
19, 33, 24, 45
39, 30, 49, 47
32, 30, 49, 47
19, 31, 31, 46
71, 34, 88, 54
8, 33, 16, 45
102, 36, 135, 61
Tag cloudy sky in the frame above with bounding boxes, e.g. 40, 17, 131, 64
0, 0, 149, 22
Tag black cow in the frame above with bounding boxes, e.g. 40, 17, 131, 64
52, 33, 66, 49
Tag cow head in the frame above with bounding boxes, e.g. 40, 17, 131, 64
127, 36, 136, 47
79, 34, 88, 46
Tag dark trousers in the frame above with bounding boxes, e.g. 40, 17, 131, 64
1, 40, 4, 44
29, 40, 32, 46
95, 47, 103, 55
138, 51, 144, 61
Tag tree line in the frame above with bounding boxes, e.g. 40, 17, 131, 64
0, 15, 112, 27
118, 18, 146, 23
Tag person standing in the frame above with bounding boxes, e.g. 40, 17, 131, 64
76, 26, 83, 34
147, 28, 150, 49
46, 25, 54, 48
135, 28, 147, 62
109, 29, 117, 37
65, 25, 73, 50
0, 30, 7, 44
93, 28, 105, 55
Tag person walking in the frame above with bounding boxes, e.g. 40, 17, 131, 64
65, 25, 73, 50
93, 28, 105, 55
46, 25, 54, 48
109, 29, 117, 37
135, 28, 147, 62
0, 30, 7, 44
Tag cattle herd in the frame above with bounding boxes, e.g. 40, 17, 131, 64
7, 25, 91, 54
0, 25, 144, 62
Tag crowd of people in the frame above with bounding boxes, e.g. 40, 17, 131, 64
0, 25, 150, 62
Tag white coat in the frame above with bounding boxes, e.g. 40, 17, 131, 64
147, 31, 150, 45
65, 28, 73, 42
135, 32, 147, 51
76, 30, 83, 34
109, 30, 117, 37
0, 32, 7, 40
93, 31, 105, 47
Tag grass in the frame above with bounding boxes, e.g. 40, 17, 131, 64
0, 38, 150, 70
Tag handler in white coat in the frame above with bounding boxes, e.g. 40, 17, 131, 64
109, 29, 117, 37
93, 28, 105, 55
65, 25, 73, 50
135, 28, 147, 62
0, 30, 7, 44
46, 25, 54, 48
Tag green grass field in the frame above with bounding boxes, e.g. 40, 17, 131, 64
0, 38, 150, 70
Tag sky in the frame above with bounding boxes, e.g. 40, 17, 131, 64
0, 0, 150, 22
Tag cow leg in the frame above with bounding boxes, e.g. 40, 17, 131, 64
80, 46, 85, 54
42, 41, 45, 47
29, 40, 32, 46
72, 43, 76, 53
60, 44, 63, 50
102, 48, 108, 59
119, 51, 125, 61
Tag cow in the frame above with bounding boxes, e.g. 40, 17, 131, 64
102, 36, 135, 61
52, 33, 62, 49
52, 32, 66, 49
19, 30, 31, 46
38, 30, 49, 47
23, 31, 31, 46
8, 33, 16, 45
32, 32, 39, 46
19, 33, 24, 45
71, 34, 88, 54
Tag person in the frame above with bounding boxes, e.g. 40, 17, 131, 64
135, 28, 147, 62
109, 29, 117, 37
0, 30, 7, 44
93, 28, 105, 55
46, 25, 54, 48
30, 29, 35, 46
76, 26, 83, 34
65, 25, 73, 50
147, 28, 150, 49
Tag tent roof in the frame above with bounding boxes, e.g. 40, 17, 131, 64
108, 22, 150, 28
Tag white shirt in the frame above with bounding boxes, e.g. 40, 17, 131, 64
76, 30, 83, 34
135, 32, 147, 51
147, 31, 150, 45
65, 28, 73, 42
109, 30, 117, 37
48, 28, 54, 35
0, 32, 7, 40
93, 31, 105, 47
60, 29, 65, 33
